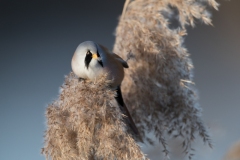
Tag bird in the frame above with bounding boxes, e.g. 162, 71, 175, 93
71, 41, 139, 135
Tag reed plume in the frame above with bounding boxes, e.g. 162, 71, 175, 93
113, 0, 219, 159
42, 73, 147, 160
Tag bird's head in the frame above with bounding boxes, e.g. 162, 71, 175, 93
71, 41, 105, 80
76, 41, 103, 69
72, 41, 127, 88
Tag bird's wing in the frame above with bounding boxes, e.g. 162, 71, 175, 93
112, 53, 129, 68
115, 86, 139, 135
99, 44, 129, 68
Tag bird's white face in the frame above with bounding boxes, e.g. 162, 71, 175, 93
71, 41, 104, 80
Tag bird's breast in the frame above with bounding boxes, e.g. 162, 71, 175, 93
87, 59, 106, 80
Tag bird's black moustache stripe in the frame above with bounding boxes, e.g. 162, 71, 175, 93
85, 51, 104, 69
97, 51, 103, 67
84, 51, 92, 69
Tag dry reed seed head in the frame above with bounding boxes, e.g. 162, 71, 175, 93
42, 73, 147, 160
113, 0, 218, 159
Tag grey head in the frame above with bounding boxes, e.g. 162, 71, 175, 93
76, 41, 103, 69
77, 41, 98, 53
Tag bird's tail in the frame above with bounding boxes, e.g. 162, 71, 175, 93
115, 86, 139, 135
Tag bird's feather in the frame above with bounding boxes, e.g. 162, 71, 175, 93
115, 86, 139, 135
99, 44, 129, 68
112, 53, 129, 68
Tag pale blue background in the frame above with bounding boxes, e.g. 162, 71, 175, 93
0, 0, 239, 160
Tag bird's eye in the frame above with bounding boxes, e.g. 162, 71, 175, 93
87, 51, 91, 55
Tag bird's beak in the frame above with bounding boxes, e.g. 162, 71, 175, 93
92, 53, 98, 59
